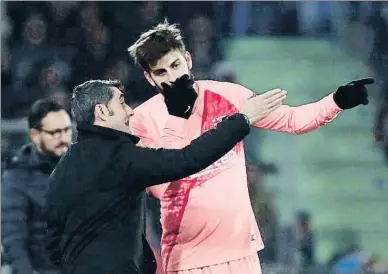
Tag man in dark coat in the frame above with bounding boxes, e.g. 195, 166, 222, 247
45, 79, 284, 274
2, 99, 73, 274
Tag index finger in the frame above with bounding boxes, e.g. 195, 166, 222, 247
351, 78, 375, 86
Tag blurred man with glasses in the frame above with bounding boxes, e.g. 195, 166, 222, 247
2, 98, 72, 274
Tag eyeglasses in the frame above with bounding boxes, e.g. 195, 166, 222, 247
40, 126, 72, 138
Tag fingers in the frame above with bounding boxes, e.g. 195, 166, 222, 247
260, 88, 284, 99
249, 89, 287, 108
246, 90, 286, 116
267, 102, 282, 113
162, 75, 192, 92
161, 83, 170, 93
173, 74, 193, 87
266, 93, 286, 113
362, 98, 369, 105
179, 74, 190, 82
267, 93, 287, 109
266, 90, 287, 102
351, 78, 375, 86
361, 88, 369, 105
361, 92, 369, 105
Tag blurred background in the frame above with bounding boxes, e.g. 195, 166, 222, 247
1, 1, 388, 274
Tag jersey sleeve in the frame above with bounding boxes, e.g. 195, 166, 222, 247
224, 82, 342, 134
252, 93, 342, 134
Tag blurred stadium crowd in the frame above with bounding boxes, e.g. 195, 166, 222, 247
1, 1, 222, 117
1, 1, 388, 274
2, 1, 388, 161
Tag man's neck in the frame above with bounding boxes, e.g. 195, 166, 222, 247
92, 122, 130, 135
93, 121, 109, 129
35, 145, 60, 162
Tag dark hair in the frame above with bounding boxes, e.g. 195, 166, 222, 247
28, 98, 65, 129
71, 79, 124, 125
128, 19, 186, 71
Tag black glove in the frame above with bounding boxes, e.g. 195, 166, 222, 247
161, 74, 198, 119
333, 78, 374, 110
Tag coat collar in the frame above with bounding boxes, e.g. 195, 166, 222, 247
6, 143, 59, 172
76, 124, 141, 144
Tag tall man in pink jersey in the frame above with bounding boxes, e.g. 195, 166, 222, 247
128, 21, 374, 274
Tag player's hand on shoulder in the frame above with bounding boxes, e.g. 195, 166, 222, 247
240, 88, 287, 124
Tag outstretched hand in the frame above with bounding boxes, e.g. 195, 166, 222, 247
333, 78, 374, 110
240, 89, 287, 124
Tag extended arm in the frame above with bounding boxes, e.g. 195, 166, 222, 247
125, 113, 250, 189
233, 78, 373, 134
253, 93, 342, 134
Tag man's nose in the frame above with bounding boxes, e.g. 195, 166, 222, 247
126, 105, 134, 116
60, 129, 72, 141
167, 70, 178, 84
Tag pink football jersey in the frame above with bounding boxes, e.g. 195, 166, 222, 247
131, 80, 342, 271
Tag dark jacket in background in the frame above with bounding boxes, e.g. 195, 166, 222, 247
45, 113, 250, 274
1, 143, 60, 274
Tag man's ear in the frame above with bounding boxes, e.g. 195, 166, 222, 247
144, 71, 155, 87
185, 51, 193, 70
29, 128, 40, 146
94, 104, 109, 122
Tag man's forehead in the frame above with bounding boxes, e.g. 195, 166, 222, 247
151, 50, 183, 70
41, 110, 71, 127
110, 87, 123, 98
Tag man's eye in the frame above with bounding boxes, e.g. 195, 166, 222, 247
171, 63, 179, 68
154, 71, 165, 76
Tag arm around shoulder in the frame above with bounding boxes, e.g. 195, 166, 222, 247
123, 113, 250, 189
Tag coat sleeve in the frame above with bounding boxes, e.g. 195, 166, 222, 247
44, 199, 65, 268
125, 113, 250, 189
1, 169, 34, 274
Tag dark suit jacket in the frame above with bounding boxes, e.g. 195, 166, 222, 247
45, 113, 250, 274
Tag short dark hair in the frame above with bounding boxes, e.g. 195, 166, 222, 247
28, 98, 65, 129
128, 19, 186, 71
71, 79, 124, 125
